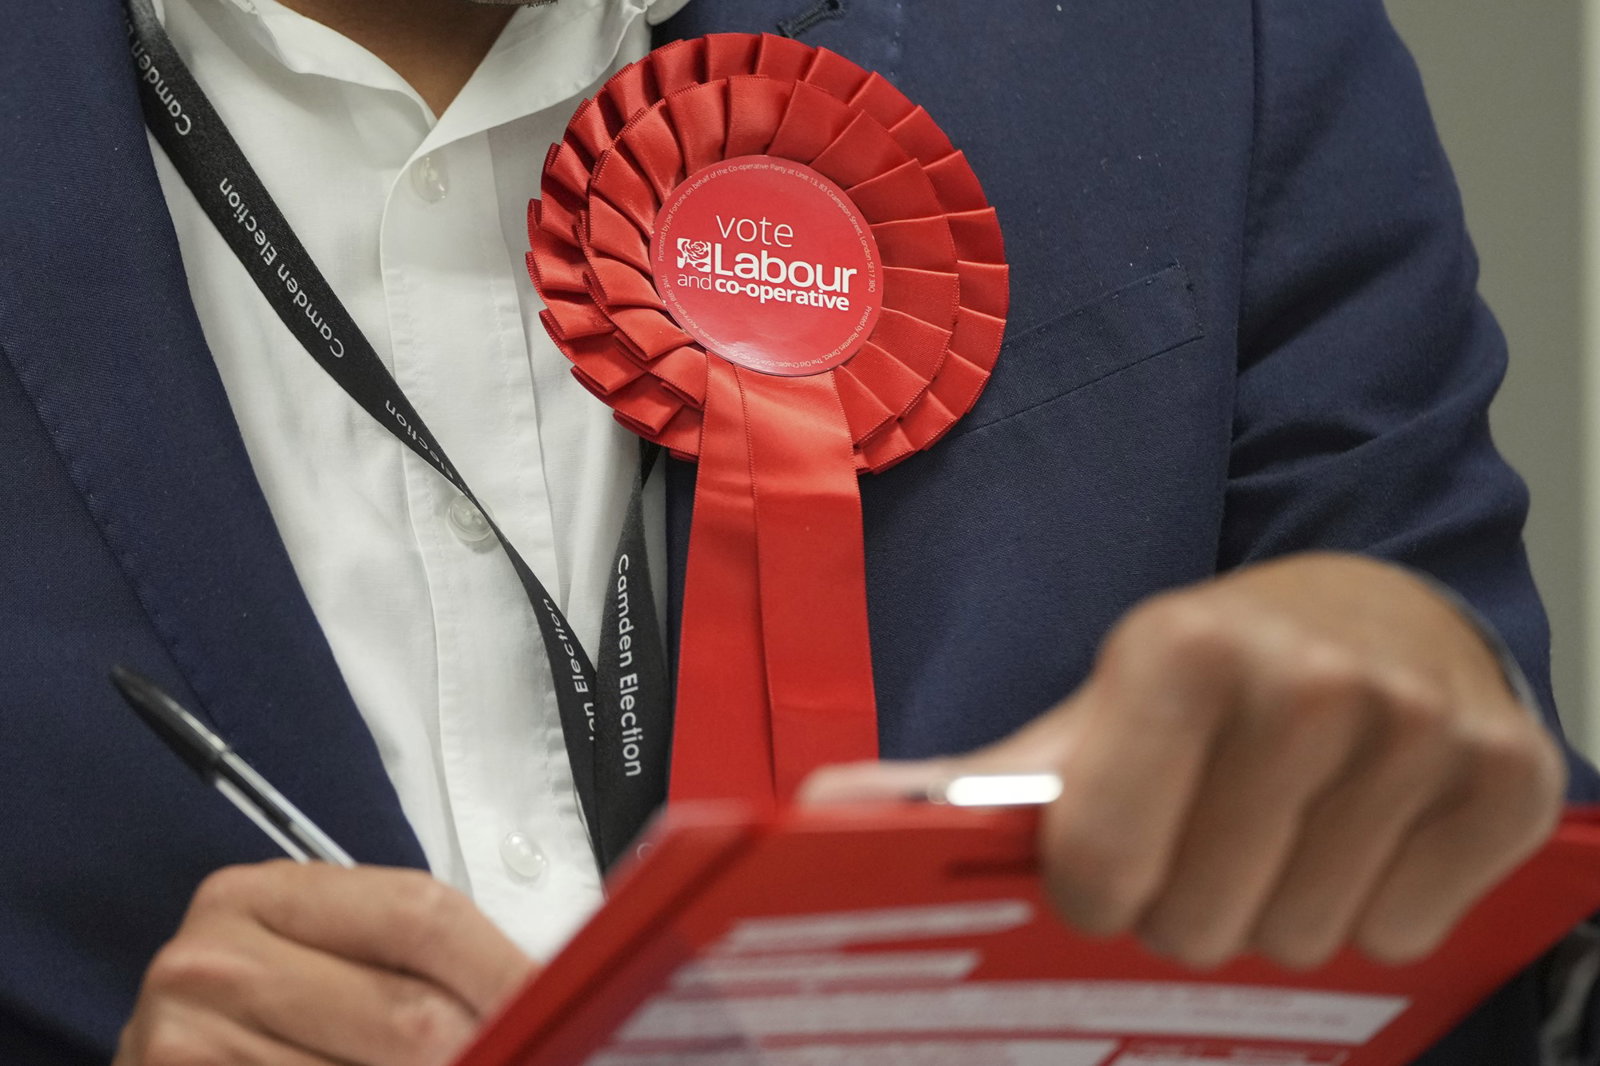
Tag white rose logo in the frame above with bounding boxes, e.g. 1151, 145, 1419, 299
678, 238, 713, 272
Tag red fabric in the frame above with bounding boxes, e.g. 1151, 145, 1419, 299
526, 34, 1009, 806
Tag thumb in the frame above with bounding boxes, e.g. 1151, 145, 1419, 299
797, 757, 963, 805
797, 700, 1082, 805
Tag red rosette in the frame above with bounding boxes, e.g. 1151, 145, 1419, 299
527, 33, 1008, 807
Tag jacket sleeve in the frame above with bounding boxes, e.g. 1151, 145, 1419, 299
1222, 0, 1599, 802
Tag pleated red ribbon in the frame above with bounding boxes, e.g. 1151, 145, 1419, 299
527, 33, 1009, 805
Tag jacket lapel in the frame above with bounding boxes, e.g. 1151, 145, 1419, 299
0, 0, 425, 869
0, 0, 904, 864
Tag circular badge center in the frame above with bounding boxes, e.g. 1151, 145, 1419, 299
650, 156, 882, 377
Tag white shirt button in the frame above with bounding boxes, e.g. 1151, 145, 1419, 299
410, 153, 449, 202
446, 495, 495, 545
499, 831, 549, 882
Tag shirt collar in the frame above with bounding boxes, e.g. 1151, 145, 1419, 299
647, 0, 691, 23
177, 0, 690, 143
434, 0, 642, 147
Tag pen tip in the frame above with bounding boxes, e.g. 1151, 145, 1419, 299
109, 663, 162, 706
108, 664, 226, 780
109, 663, 142, 695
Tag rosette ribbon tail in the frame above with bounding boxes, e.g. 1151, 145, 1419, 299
671, 360, 879, 806
528, 31, 1010, 822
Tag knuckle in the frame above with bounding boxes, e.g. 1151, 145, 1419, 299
144, 941, 257, 1000
1118, 594, 1234, 672
388, 872, 470, 956
386, 988, 471, 1064
1250, 643, 1372, 758
188, 860, 296, 916
189, 866, 259, 914
1378, 672, 1453, 741
1283, 641, 1370, 711
1367, 672, 1463, 783
1473, 721, 1554, 789
1468, 722, 1565, 826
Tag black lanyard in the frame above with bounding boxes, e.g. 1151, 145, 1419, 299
123, 0, 671, 872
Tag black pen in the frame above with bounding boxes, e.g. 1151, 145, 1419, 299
110, 665, 355, 867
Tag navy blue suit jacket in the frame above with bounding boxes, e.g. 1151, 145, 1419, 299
1, 0, 1595, 1062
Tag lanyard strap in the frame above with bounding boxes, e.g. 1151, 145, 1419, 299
123, 0, 672, 871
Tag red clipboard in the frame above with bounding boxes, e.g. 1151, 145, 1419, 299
454, 805, 1600, 1066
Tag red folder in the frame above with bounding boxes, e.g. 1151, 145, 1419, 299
454, 805, 1600, 1066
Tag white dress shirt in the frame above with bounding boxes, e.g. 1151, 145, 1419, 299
150, 0, 685, 960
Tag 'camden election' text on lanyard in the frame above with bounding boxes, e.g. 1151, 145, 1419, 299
122, 0, 669, 872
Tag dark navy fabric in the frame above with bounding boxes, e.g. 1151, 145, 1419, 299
0, 0, 1591, 1062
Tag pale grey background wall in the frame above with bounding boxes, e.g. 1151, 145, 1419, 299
1383, 1, 1594, 753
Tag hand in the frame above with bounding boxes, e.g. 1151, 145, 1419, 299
803, 553, 1567, 970
114, 862, 533, 1066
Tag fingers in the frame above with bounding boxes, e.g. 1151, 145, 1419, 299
138, 913, 478, 1066
1059, 588, 1560, 968
1034, 594, 1271, 942
1133, 642, 1374, 967
116, 862, 536, 1066
797, 556, 1568, 974
1354, 715, 1565, 961
1248, 676, 1462, 967
203, 862, 533, 1015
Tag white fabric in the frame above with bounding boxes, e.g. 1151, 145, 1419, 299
150, 0, 685, 960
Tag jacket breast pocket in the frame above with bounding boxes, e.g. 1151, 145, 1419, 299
953, 263, 1206, 436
